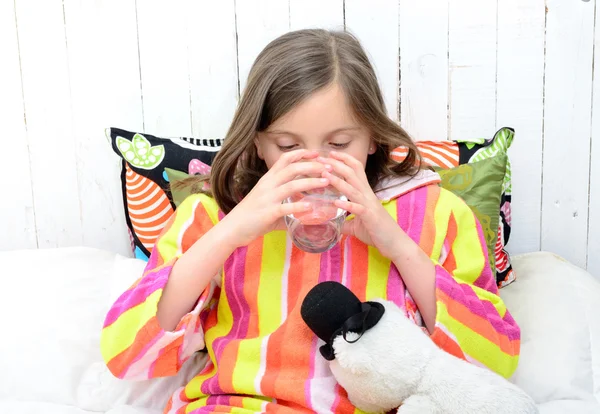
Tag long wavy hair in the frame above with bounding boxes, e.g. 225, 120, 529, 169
176, 29, 421, 214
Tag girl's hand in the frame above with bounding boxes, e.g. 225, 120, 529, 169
321, 151, 404, 260
222, 149, 332, 248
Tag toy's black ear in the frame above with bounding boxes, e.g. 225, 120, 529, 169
301, 281, 385, 361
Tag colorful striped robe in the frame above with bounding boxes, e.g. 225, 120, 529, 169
101, 173, 520, 413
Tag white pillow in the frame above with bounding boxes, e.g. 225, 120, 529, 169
0, 247, 203, 412
501, 252, 600, 411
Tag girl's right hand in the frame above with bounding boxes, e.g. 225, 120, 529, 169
221, 149, 331, 248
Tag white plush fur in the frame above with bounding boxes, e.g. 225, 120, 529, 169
329, 300, 538, 414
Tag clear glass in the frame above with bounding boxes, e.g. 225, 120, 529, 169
283, 149, 347, 253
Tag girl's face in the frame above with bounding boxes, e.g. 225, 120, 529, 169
255, 83, 375, 169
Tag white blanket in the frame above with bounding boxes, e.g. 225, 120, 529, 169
0, 247, 598, 413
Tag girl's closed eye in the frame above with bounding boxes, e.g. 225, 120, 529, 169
277, 144, 298, 151
330, 142, 350, 149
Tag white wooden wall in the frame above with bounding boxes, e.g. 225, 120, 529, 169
1, 0, 598, 276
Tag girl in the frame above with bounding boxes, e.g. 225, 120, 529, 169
101, 29, 520, 413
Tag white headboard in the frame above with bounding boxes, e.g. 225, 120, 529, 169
2, 0, 598, 275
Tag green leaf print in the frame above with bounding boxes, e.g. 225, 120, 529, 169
116, 134, 165, 169
470, 128, 514, 164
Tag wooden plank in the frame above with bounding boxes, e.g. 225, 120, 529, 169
236, 0, 290, 93
398, 0, 448, 141
588, 0, 600, 276
186, 0, 238, 139
496, 0, 546, 255
541, 0, 595, 269
14, 0, 83, 248
63, 0, 144, 257
289, 0, 344, 30
0, 0, 37, 250
136, 0, 191, 136
447, 0, 497, 140
345, 0, 399, 121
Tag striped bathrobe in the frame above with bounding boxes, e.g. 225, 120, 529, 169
101, 172, 520, 414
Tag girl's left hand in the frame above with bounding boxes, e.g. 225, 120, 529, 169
321, 151, 404, 260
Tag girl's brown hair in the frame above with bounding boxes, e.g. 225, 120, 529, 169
178, 29, 421, 214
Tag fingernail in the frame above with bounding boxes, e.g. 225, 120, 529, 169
324, 164, 333, 170
320, 178, 329, 183
304, 202, 312, 209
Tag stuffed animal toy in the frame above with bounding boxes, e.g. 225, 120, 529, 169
300, 281, 538, 414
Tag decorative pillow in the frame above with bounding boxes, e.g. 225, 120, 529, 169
105, 128, 222, 261
391, 127, 515, 288
164, 167, 203, 208
436, 155, 507, 275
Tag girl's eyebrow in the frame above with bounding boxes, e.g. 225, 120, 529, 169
265, 126, 361, 137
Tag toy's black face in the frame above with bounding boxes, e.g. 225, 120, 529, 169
300, 281, 385, 361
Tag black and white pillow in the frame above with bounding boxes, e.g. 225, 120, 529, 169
105, 127, 222, 260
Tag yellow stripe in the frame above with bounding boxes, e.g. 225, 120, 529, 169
231, 337, 263, 393
185, 279, 233, 399
101, 289, 162, 361
365, 202, 397, 300
440, 190, 486, 284
435, 300, 518, 378
257, 231, 285, 334
241, 396, 272, 411
185, 396, 208, 413
473, 284, 507, 318
199, 193, 221, 225
432, 189, 452, 261
232, 231, 286, 392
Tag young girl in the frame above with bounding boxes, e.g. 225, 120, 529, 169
101, 29, 520, 413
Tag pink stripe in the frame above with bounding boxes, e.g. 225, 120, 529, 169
305, 243, 343, 406
436, 268, 519, 341
103, 264, 172, 327
203, 246, 250, 396
396, 186, 427, 244
120, 330, 165, 378
482, 300, 520, 341
343, 237, 352, 287
386, 264, 405, 311
147, 335, 167, 377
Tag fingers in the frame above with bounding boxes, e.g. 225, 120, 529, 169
275, 176, 330, 201
276, 200, 312, 218
334, 198, 367, 217
270, 149, 319, 173
273, 161, 332, 186
329, 151, 365, 172
317, 154, 365, 191
323, 171, 364, 204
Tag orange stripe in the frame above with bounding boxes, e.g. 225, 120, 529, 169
349, 237, 369, 301
333, 384, 356, 413
260, 248, 303, 397
436, 289, 520, 356
420, 142, 459, 167
275, 252, 319, 403
430, 327, 466, 360
107, 317, 162, 377
443, 213, 458, 273
181, 202, 213, 252
151, 334, 184, 377
217, 341, 239, 393
127, 182, 156, 201
128, 196, 171, 217
420, 152, 450, 169
244, 239, 263, 339
418, 186, 439, 257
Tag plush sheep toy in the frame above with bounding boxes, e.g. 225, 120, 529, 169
300, 281, 538, 414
